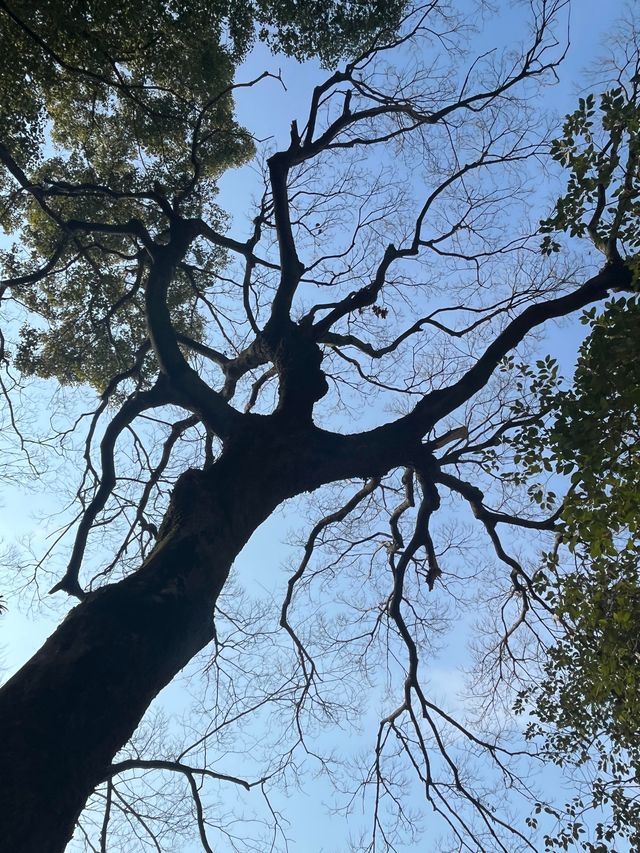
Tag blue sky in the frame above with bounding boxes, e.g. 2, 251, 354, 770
0, 1, 633, 850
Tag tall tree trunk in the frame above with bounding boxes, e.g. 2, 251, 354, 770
0, 454, 283, 853
0, 419, 396, 852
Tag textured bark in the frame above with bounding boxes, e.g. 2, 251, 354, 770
0, 418, 406, 853
0, 259, 630, 852
0, 446, 287, 852
0, 551, 222, 853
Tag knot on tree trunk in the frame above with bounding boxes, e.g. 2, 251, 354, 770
263, 320, 329, 418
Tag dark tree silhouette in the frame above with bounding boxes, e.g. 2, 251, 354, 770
0, 1, 637, 851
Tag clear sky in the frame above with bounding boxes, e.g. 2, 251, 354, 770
0, 1, 632, 850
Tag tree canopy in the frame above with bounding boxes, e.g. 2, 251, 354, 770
509, 61, 640, 847
0, 0, 404, 388
0, 1, 638, 852
513, 295, 640, 850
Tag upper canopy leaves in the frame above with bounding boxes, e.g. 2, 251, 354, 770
0, 0, 406, 390
0, 0, 405, 180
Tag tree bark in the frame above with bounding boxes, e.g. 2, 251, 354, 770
0, 444, 289, 852
0, 415, 407, 852
0, 257, 631, 850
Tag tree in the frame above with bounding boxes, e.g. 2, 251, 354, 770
517, 241, 640, 842
505, 52, 640, 848
510, 297, 640, 850
0, 1, 637, 851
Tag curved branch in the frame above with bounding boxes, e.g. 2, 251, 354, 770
401, 259, 633, 438
144, 223, 241, 438
0, 236, 69, 291
104, 758, 253, 791
194, 217, 279, 271
435, 469, 557, 595
281, 476, 381, 668
50, 377, 175, 598
175, 333, 229, 368
436, 469, 561, 532
0, 140, 66, 226
244, 366, 276, 413
95, 414, 200, 582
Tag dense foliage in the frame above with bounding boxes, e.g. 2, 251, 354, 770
510, 296, 640, 850
0, 0, 403, 389
507, 71, 640, 845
